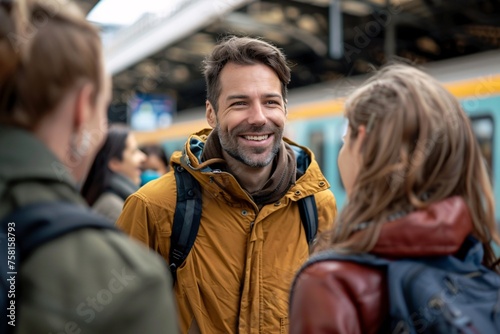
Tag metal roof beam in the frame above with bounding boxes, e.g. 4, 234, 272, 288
105, 0, 254, 75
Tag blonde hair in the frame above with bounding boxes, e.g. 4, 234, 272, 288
0, 0, 102, 130
315, 64, 500, 271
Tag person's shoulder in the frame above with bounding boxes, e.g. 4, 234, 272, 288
18, 228, 174, 333
301, 258, 371, 276
314, 189, 337, 230
315, 188, 336, 211
92, 192, 124, 222
93, 192, 123, 207
315, 188, 336, 202
22, 228, 169, 285
134, 171, 177, 205
298, 257, 384, 294
291, 256, 387, 334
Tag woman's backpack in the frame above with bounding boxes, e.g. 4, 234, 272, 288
291, 236, 500, 333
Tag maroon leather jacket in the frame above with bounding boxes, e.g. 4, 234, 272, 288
289, 196, 473, 334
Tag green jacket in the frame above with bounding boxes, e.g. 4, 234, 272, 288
117, 129, 337, 333
0, 126, 178, 333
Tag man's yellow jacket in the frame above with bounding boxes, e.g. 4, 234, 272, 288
116, 129, 337, 333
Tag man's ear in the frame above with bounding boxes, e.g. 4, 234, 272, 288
73, 83, 95, 130
206, 100, 217, 128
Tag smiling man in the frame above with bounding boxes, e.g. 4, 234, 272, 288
116, 36, 337, 334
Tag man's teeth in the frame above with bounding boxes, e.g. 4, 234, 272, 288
244, 135, 269, 141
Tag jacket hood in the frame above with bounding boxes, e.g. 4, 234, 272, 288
372, 196, 473, 258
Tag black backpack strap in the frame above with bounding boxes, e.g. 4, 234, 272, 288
1, 202, 116, 274
0, 202, 117, 334
298, 195, 318, 246
169, 165, 202, 285
6, 202, 116, 257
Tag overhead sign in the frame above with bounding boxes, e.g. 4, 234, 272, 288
129, 92, 176, 131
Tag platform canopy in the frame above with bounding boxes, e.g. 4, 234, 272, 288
88, 0, 500, 113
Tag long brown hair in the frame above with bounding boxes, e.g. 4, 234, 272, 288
0, 0, 102, 130
315, 64, 500, 271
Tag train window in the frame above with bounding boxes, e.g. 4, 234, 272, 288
336, 120, 348, 190
470, 116, 494, 175
309, 131, 325, 172
336, 142, 345, 190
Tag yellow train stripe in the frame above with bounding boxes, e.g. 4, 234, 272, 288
134, 74, 500, 144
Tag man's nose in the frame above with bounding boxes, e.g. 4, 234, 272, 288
248, 103, 267, 126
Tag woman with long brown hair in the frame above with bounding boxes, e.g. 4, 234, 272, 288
289, 64, 500, 333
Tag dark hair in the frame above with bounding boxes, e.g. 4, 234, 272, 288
140, 144, 169, 169
0, 0, 102, 130
202, 35, 291, 112
81, 125, 130, 206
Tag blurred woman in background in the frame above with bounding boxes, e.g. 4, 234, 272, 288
81, 124, 146, 222
140, 143, 170, 186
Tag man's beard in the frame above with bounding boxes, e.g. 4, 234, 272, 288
217, 124, 283, 168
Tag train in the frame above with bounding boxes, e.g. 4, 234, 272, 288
133, 50, 500, 222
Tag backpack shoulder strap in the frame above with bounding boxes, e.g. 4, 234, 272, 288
0, 201, 117, 334
303, 251, 391, 271
169, 164, 202, 285
1, 201, 116, 263
168, 167, 320, 283
290, 250, 390, 309
295, 251, 391, 287
298, 195, 318, 245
